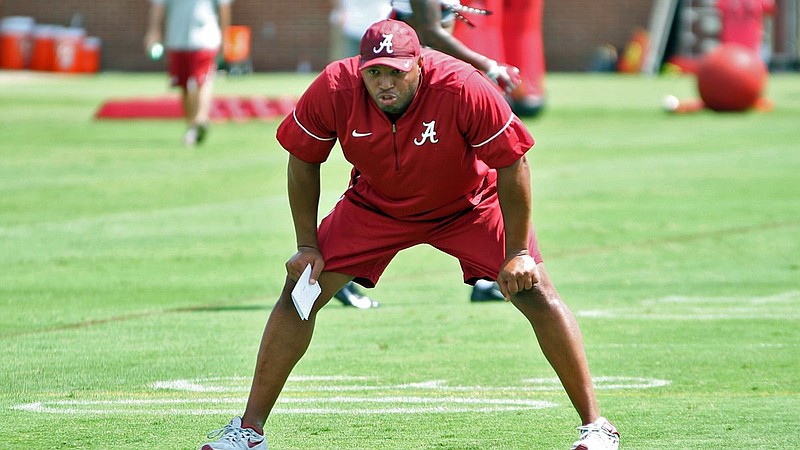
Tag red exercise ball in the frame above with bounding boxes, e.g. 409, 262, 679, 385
696, 44, 768, 112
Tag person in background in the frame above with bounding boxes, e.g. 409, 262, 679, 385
144, 0, 232, 147
329, 0, 393, 60
198, 18, 619, 450
453, 0, 547, 117
716, 0, 775, 60
390, 0, 522, 96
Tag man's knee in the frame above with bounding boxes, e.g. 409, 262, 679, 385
511, 281, 562, 313
275, 273, 350, 311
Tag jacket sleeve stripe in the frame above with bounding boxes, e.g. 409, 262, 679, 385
470, 114, 514, 148
292, 109, 337, 141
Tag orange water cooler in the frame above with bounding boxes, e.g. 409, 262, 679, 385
223, 25, 251, 63
30, 24, 58, 71
79, 36, 101, 73
53, 27, 85, 73
0, 16, 35, 69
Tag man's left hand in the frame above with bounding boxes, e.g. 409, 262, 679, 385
496, 253, 539, 300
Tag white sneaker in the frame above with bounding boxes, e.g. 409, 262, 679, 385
183, 126, 199, 147
199, 416, 268, 450
571, 417, 619, 450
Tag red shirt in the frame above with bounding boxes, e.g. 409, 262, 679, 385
276, 49, 534, 221
717, 0, 775, 52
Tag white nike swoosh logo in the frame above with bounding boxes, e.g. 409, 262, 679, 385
351, 130, 372, 138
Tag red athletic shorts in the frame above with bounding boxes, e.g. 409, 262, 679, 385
317, 187, 543, 288
168, 49, 218, 90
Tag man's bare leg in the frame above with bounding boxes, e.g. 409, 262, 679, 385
510, 262, 599, 424
239, 271, 353, 432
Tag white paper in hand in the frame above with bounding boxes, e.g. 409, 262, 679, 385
291, 264, 321, 320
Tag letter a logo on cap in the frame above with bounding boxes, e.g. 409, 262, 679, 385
373, 34, 394, 55
359, 19, 421, 71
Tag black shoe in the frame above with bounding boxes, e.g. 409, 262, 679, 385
510, 95, 545, 118
470, 280, 505, 302
334, 281, 380, 309
196, 123, 208, 144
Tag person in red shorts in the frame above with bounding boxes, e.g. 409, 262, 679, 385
144, 0, 232, 147
199, 19, 619, 450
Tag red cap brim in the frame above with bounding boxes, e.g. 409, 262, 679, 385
359, 56, 417, 72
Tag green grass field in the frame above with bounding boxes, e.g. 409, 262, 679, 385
1, 69, 799, 449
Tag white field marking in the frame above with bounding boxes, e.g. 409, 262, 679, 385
13, 396, 556, 416
151, 376, 670, 393
521, 376, 671, 390
577, 310, 800, 320
749, 291, 800, 304
150, 375, 375, 393
13, 374, 669, 416
577, 291, 800, 320
288, 375, 376, 381
647, 291, 800, 305
576, 310, 616, 318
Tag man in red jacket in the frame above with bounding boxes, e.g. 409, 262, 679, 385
199, 19, 619, 450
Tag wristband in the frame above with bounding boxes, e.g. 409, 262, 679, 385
484, 59, 501, 81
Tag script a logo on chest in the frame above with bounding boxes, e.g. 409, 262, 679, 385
413, 120, 439, 146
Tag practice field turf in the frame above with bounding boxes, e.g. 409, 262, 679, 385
1, 70, 798, 449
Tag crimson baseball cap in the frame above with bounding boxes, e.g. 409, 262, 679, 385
359, 19, 421, 72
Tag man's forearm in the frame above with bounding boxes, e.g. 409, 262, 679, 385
496, 157, 532, 257
287, 156, 322, 249
408, 0, 494, 73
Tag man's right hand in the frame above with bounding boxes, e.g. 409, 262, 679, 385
286, 246, 325, 285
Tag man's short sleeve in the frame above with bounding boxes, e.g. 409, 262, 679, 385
459, 73, 534, 168
276, 71, 338, 164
